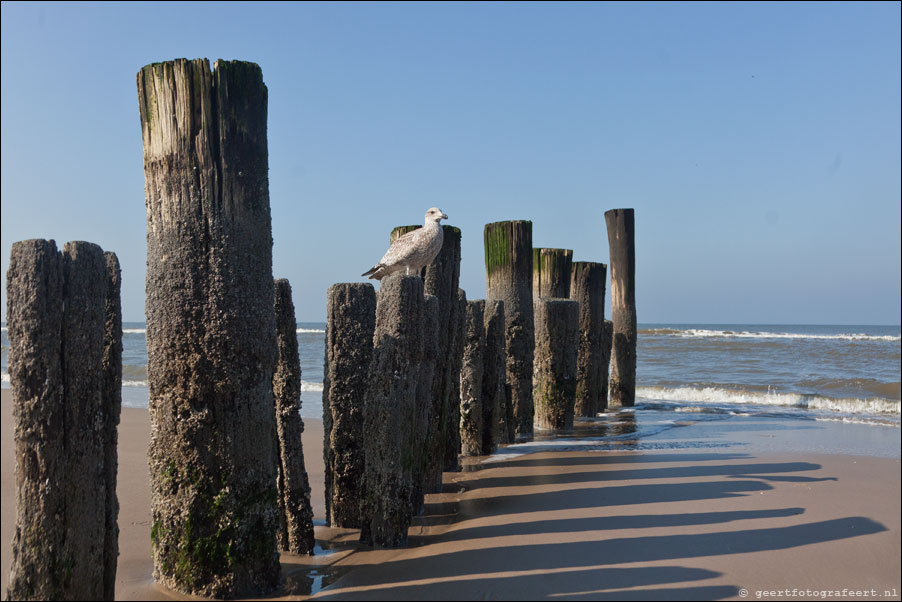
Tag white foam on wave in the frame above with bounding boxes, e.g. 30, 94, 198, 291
637, 386, 901, 416
641, 328, 900, 342
302, 381, 324, 392
118, 327, 324, 335
1, 372, 9, 384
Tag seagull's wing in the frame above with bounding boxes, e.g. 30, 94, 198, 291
361, 227, 424, 279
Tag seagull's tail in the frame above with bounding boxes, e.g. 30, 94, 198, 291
361, 264, 386, 280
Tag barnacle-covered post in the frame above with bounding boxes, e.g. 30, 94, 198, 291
6, 240, 120, 601
569, 261, 607, 417
323, 283, 376, 528
273, 279, 315, 555
484, 220, 534, 437
360, 273, 424, 547
393, 224, 464, 488
481, 299, 508, 450
138, 58, 280, 597
533, 298, 579, 430
459, 300, 486, 456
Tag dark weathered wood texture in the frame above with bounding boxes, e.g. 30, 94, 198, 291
6, 240, 119, 601
533, 298, 579, 431
460, 300, 486, 457
138, 58, 280, 597
481, 299, 508, 450
532, 248, 573, 299
484, 220, 534, 437
323, 283, 376, 528
602, 319, 614, 411
102, 251, 123, 601
604, 208, 637, 408
360, 274, 424, 548
393, 225, 464, 488
569, 261, 607, 417
273, 279, 315, 555
410, 294, 439, 515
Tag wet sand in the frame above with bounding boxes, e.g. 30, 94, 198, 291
1, 389, 900, 600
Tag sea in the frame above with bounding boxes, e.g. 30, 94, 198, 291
2, 322, 900, 456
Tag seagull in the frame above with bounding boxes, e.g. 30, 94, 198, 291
362, 208, 448, 280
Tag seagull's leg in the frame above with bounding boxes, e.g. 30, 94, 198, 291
406, 266, 410, 276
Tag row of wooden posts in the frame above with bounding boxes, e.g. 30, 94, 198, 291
321, 211, 636, 545
4, 58, 636, 600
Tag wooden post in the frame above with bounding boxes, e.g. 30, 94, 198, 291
138, 59, 280, 596
273, 279, 315, 555
361, 273, 424, 547
533, 298, 579, 430
481, 299, 507, 451
459, 300, 485, 457
392, 225, 463, 491
445, 288, 467, 468
532, 248, 573, 299
102, 251, 123, 601
605, 209, 637, 407
601, 319, 613, 412
323, 283, 376, 528
484, 220, 534, 437
569, 261, 607, 417
6, 239, 117, 601
410, 294, 439, 515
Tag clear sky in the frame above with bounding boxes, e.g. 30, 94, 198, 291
1, 1, 900, 324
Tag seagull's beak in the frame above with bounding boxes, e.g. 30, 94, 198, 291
442, 213, 448, 220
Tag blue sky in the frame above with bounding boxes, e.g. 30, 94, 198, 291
1, 1, 899, 323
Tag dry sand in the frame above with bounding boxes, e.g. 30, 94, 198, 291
1, 388, 900, 600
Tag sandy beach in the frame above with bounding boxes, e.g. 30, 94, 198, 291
1, 388, 899, 600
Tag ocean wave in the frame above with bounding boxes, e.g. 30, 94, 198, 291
1, 372, 9, 384
636, 385, 901, 416
118, 327, 324, 335
638, 328, 900, 342
302, 381, 324, 392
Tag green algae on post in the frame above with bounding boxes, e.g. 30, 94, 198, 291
532, 247, 573, 299
484, 220, 535, 436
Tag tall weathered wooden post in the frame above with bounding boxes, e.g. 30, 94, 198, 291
446, 288, 467, 467
569, 261, 607, 417
361, 273, 424, 547
533, 298, 579, 430
102, 251, 123, 601
533, 248, 573, 299
459, 300, 486, 457
323, 283, 376, 528
484, 220, 534, 437
410, 294, 439, 514
605, 208, 637, 407
138, 59, 280, 596
392, 224, 463, 489
6, 239, 121, 601
273, 279, 315, 555
481, 299, 508, 450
